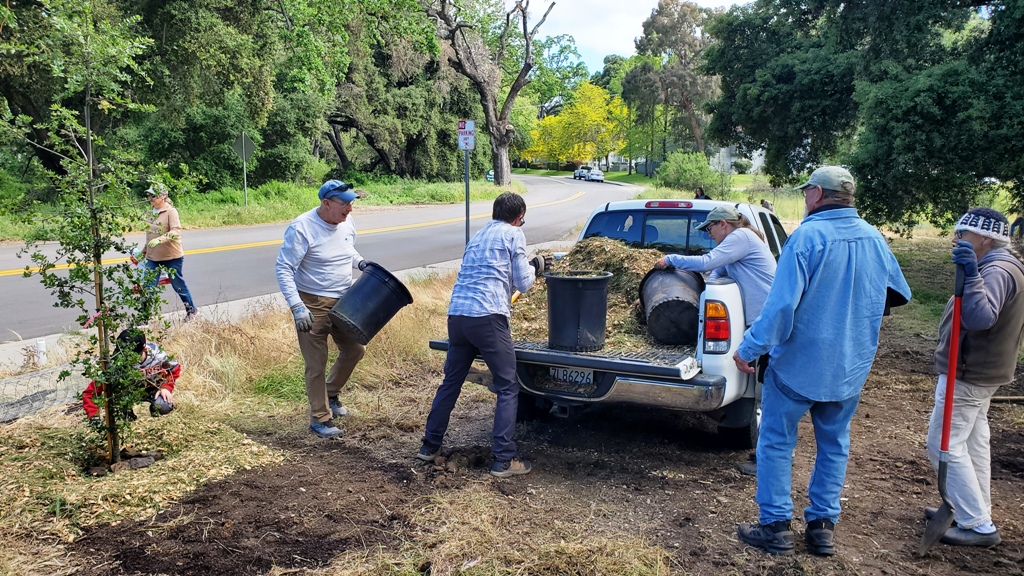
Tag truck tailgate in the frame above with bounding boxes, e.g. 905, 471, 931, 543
428, 339, 700, 380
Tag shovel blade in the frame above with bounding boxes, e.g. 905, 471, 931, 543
917, 502, 954, 556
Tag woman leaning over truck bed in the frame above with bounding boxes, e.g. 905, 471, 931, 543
654, 204, 777, 477
653, 204, 777, 326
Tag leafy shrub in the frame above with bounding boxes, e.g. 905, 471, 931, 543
656, 151, 729, 196
732, 158, 753, 174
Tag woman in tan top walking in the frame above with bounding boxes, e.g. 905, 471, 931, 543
142, 183, 197, 319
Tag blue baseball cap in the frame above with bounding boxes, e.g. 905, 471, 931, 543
318, 180, 361, 203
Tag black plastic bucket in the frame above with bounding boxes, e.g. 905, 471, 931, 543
638, 268, 705, 345
328, 263, 414, 345
543, 270, 613, 352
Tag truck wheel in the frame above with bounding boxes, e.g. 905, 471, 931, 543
718, 398, 761, 450
516, 392, 552, 422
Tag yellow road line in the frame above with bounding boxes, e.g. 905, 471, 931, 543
0, 191, 586, 277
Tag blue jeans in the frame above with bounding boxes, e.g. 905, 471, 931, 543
756, 368, 861, 525
422, 314, 519, 462
145, 257, 196, 312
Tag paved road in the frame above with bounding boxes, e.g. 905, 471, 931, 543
0, 175, 641, 342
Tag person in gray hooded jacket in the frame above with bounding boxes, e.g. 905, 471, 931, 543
927, 207, 1024, 548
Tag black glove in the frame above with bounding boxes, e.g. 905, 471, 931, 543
358, 260, 375, 271
528, 255, 545, 276
89, 416, 103, 427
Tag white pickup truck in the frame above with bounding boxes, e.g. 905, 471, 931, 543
430, 199, 789, 448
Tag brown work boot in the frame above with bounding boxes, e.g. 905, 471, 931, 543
490, 458, 532, 478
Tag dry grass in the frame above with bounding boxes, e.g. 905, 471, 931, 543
0, 273, 464, 559
321, 484, 675, 576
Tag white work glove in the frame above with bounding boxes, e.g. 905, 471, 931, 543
290, 303, 314, 332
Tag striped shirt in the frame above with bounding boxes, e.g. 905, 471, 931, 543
449, 219, 536, 318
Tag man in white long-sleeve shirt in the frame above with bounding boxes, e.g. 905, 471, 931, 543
276, 180, 370, 438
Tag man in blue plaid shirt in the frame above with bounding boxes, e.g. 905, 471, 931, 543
417, 192, 544, 477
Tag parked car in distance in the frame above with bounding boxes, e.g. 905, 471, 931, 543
573, 165, 592, 180
586, 168, 605, 182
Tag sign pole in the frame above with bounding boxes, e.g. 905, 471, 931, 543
242, 146, 249, 207
232, 132, 256, 207
456, 119, 476, 246
464, 150, 470, 245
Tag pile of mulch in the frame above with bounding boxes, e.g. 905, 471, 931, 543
510, 237, 678, 352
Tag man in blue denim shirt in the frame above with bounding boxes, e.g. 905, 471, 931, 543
417, 192, 543, 477
732, 166, 911, 556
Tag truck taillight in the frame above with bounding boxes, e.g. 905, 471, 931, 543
703, 300, 730, 354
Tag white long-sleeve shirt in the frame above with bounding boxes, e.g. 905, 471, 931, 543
664, 227, 776, 324
276, 208, 364, 309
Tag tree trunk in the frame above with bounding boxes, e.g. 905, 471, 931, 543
325, 124, 350, 170
426, 0, 554, 188
492, 135, 512, 185
682, 96, 705, 153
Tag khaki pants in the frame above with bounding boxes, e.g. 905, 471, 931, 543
297, 292, 365, 424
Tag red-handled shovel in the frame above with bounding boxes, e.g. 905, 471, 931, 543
918, 263, 965, 556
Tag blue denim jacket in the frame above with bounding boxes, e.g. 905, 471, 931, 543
736, 207, 911, 401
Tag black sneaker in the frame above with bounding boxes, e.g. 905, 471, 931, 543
737, 521, 795, 555
415, 446, 440, 462
328, 396, 348, 418
805, 518, 836, 556
490, 458, 532, 478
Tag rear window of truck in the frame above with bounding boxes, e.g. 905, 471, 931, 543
583, 210, 716, 255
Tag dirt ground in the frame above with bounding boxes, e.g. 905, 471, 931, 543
68, 318, 1024, 575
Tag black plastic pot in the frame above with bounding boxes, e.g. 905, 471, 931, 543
543, 270, 613, 352
638, 268, 705, 345
328, 263, 414, 345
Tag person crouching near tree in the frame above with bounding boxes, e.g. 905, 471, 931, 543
83, 329, 180, 424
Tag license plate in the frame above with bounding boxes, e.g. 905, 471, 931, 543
549, 367, 593, 385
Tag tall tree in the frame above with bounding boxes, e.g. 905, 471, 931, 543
424, 0, 554, 186
526, 34, 588, 117
634, 0, 717, 152
328, 15, 482, 180
704, 0, 1022, 228
2, 0, 163, 464
590, 54, 628, 95
621, 59, 664, 176
558, 82, 620, 165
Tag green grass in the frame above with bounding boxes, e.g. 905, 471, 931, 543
0, 178, 526, 241
178, 179, 525, 229
887, 236, 955, 333
511, 168, 567, 177
731, 173, 755, 189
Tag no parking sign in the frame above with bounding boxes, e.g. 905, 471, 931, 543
458, 120, 475, 150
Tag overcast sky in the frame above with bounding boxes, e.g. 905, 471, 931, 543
536, 0, 743, 73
